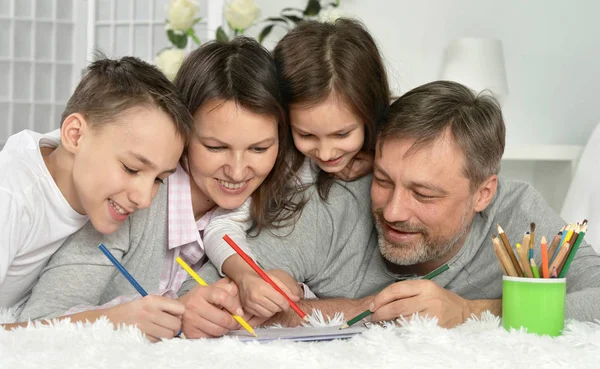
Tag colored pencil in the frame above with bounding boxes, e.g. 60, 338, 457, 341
222, 235, 309, 321
494, 243, 510, 275
497, 225, 524, 277
558, 224, 587, 278
547, 231, 563, 265
540, 236, 549, 278
530, 258, 540, 278
340, 264, 450, 329
175, 257, 257, 338
516, 242, 533, 278
492, 235, 518, 277
99, 244, 185, 338
549, 240, 570, 274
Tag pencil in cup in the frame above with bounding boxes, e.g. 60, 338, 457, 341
174, 257, 258, 338
497, 225, 524, 277
558, 225, 587, 278
98, 244, 185, 338
492, 236, 518, 277
340, 264, 450, 329
222, 234, 309, 321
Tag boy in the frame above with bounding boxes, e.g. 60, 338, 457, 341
0, 56, 193, 314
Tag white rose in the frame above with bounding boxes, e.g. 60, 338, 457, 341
318, 8, 345, 23
156, 48, 185, 81
167, 0, 199, 33
225, 0, 260, 31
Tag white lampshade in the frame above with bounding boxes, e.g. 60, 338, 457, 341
440, 38, 509, 104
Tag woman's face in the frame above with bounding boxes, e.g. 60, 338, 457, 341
290, 93, 365, 173
187, 99, 279, 210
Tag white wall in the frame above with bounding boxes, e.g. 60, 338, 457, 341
250, 0, 600, 147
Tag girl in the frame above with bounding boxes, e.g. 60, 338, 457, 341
16, 37, 302, 341
208, 18, 392, 318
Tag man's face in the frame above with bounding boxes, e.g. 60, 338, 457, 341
371, 130, 479, 266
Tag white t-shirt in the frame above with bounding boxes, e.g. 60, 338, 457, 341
0, 130, 89, 308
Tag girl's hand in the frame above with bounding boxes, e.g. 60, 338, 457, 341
237, 269, 301, 318
335, 151, 374, 181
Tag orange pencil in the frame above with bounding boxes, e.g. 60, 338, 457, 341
223, 234, 309, 321
540, 236, 549, 278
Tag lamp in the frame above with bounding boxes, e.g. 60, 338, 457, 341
440, 38, 509, 104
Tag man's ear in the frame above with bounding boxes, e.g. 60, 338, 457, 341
473, 175, 498, 212
60, 113, 88, 154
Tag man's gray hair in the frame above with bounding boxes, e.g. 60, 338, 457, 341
378, 80, 505, 190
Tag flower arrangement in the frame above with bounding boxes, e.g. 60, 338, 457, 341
156, 0, 343, 80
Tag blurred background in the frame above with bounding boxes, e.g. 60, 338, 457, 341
1, 0, 599, 214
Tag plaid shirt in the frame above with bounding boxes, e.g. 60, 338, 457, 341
66, 165, 214, 314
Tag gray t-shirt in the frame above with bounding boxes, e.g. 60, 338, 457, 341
193, 176, 600, 321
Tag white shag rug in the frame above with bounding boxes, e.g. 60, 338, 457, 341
2, 309, 600, 369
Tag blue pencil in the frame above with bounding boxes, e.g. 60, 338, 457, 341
98, 243, 184, 338
99, 243, 147, 296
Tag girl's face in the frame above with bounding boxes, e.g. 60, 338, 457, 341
289, 94, 365, 173
187, 99, 279, 210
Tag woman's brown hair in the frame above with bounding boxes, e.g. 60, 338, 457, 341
274, 18, 391, 199
174, 37, 302, 234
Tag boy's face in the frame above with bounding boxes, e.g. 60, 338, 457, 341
187, 99, 279, 210
71, 106, 184, 234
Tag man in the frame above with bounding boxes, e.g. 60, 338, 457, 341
184, 81, 600, 337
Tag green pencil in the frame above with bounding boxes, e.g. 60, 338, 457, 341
339, 264, 450, 329
530, 258, 540, 278
558, 227, 586, 278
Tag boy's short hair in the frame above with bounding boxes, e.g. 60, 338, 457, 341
62, 54, 193, 142
378, 81, 506, 190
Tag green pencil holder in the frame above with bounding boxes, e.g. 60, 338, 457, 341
502, 276, 566, 337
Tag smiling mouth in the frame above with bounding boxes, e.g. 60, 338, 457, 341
319, 156, 343, 165
217, 179, 248, 189
109, 199, 131, 215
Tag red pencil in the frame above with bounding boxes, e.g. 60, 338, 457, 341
223, 234, 309, 321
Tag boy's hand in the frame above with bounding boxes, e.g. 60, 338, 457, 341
179, 278, 245, 339
105, 295, 185, 343
237, 269, 302, 318
335, 151, 374, 181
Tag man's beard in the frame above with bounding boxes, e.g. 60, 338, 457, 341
373, 209, 472, 266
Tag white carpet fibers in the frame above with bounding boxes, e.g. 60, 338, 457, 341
2, 310, 600, 369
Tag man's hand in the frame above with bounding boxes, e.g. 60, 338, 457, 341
335, 151, 374, 181
179, 278, 244, 339
104, 295, 185, 343
370, 280, 471, 328
237, 269, 301, 318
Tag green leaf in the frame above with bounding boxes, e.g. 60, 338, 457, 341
258, 24, 274, 44
303, 0, 321, 16
216, 26, 229, 43
167, 29, 188, 49
281, 7, 303, 13
264, 17, 290, 24
187, 28, 201, 46
192, 17, 203, 26
283, 15, 303, 24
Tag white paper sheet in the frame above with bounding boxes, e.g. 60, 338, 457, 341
227, 325, 368, 343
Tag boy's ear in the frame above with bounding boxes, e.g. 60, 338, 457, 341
60, 113, 88, 154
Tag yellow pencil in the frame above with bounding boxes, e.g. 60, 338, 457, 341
175, 257, 258, 338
